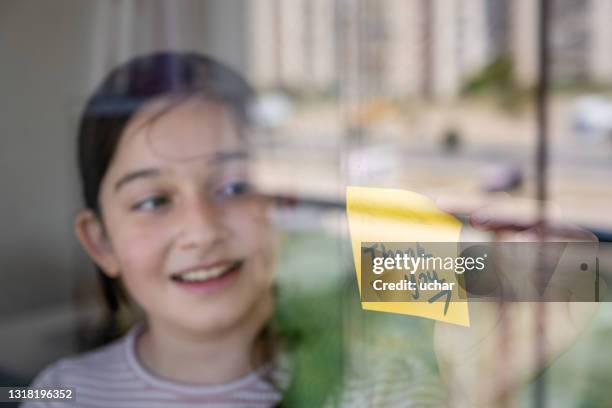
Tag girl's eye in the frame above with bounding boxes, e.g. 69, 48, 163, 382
132, 195, 170, 212
216, 180, 252, 199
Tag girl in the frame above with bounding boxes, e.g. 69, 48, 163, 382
23, 51, 446, 408
24, 52, 287, 407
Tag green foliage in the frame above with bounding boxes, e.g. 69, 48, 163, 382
273, 289, 346, 407
271, 231, 442, 407
271, 231, 349, 407
461, 55, 533, 111
462, 56, 514, 94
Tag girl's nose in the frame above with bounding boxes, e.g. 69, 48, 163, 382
175, 197, 229, 251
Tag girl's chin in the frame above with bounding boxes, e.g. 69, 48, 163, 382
168, 292, 274, 336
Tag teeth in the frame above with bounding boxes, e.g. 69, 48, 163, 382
175, 264, 236, 282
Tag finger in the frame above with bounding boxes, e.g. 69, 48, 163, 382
469, 199, 564, 234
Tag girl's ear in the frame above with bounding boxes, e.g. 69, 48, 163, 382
74, 209, 121, 278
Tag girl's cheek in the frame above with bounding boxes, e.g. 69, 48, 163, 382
113, 217, 176, 275
227, 208, 277, 276
227, 207, 271, 248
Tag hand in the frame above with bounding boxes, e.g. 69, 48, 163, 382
433, 201, 600, 407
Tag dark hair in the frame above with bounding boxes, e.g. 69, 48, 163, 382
78, 51, 254, 214
77, 51, 255, 327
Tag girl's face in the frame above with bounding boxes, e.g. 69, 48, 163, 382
77, 98, 276, 335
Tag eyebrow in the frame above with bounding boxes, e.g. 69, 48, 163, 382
114, 168, 161, 193
113, 151, 250, 193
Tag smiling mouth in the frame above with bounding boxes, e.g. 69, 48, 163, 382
170, 261, 243, 283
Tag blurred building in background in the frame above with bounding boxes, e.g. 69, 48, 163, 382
249, 0, 612, 98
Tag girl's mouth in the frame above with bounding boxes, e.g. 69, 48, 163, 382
170, 261, 243, 293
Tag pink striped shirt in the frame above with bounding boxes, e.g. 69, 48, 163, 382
22, 325, 286, 408
24, 325, 448, 407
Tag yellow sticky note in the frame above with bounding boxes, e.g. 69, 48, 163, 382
346, 186, 470, 326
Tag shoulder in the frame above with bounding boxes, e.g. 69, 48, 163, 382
29, 331, 132, 388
